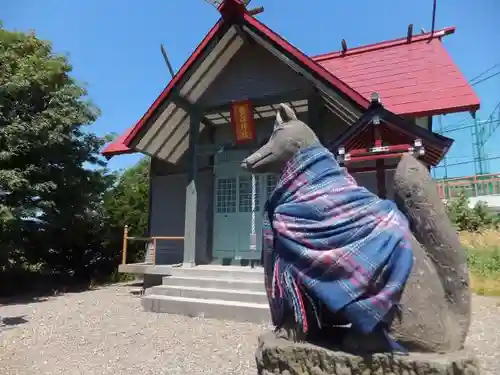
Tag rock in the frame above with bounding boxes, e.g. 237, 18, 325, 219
255, 332, 480, 375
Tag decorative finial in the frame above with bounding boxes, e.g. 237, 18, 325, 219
370, 92, 380, 103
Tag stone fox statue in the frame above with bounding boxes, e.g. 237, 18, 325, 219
241, 103, 471, 354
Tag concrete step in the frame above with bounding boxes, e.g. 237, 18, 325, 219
162, 276, 265, 292
141, 294, 271, 324
148, 285, 268, 304
167, 266, 264, 281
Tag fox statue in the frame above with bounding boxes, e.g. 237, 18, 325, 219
241, 103, 470, 354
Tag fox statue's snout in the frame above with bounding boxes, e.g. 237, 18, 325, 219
240, 103, 320, 175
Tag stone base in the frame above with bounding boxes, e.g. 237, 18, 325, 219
255, 332, 480, 375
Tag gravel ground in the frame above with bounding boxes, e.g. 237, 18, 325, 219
0, 283, 498, 375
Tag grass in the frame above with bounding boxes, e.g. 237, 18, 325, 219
460, 230, 500, 296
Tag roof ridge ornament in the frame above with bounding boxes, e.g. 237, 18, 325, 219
209, 0, 264, 19
370, 92, 380, 103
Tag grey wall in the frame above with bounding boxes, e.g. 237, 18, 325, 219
318, 108, 350, 143
351, 170, 396, 200
198, 41, 312, 108
149, 168, 213, 265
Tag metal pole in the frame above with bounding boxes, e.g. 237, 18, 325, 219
430, 0, 437, 37
160, 44, 175, 78
438, 115, 449, 199
439, 116, 448, 178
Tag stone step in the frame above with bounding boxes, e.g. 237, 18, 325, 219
162, 276, 265, 292
141, 294, 271, 324
148, 285, 268, 304
166, 266, 264, 281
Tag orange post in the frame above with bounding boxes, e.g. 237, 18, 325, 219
122, 225, 129, 265
152, 238, 157, 265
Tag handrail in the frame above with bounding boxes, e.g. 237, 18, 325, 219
121, 225, 184, 266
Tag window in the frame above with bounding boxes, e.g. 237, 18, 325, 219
216, 178, 237, 213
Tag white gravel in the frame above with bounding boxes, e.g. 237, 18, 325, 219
0, 283, 498, 375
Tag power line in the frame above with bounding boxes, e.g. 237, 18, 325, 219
471, 70, 500, 87
435, 155, 500, 168
443, 121, 471, 132
486, 100, 500, 122
469, 62, 500, 84
444, 120, 500, 134
440, 70, 500, 132
444, 153, 500, 160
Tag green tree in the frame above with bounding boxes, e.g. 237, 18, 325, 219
445, 193, 499, 232
102, 158, 150, 264
0, 23, 115, 287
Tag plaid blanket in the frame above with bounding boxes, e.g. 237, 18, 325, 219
263, 144, 413, 351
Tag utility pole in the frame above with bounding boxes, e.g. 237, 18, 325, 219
438, 115, 449, 178
472, 116, 488, 175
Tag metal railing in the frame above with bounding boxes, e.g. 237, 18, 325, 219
121, 225, 184, 266
436, 173, 500, 200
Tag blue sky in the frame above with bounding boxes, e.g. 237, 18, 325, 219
3, 0, 500, 178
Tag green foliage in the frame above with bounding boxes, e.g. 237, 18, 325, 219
101, 158, 150, 263
445, 193, 499, 232
0, 23, 118, 292
466, 247, 500, 279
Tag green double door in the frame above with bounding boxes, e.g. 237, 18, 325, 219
212, 150, 277, 263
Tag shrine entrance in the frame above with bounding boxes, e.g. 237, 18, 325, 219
212, 149, 278, 264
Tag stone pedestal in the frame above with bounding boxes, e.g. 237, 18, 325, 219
255, 332, 480, 375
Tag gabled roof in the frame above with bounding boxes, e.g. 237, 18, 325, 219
313, 27, 480, 117
102, 0, 479, 158
330, 99, 454, 166
103, 0, 369, 160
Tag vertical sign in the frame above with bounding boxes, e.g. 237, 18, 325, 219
230, 100, 256, 144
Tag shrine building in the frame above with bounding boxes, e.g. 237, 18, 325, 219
103, 0, 480, 271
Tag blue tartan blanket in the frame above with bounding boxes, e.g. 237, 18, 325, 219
263, 144, 413, 348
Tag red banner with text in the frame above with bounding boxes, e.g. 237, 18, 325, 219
230, 100, 256, 144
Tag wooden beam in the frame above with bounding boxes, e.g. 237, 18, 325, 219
204, 89, 308, 114
307, 92, 323, 140
234, 24, 250, 43
122, 225, 129, 265
196, 141, 257, 156
146, 159, 153, 238
248, 6, 264, 16
242, 25, 359, 124
183, 111, 201, 266
171, 92, 217, 129
376, 159, 387, 198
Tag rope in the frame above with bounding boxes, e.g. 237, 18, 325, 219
250, 173, 257, 251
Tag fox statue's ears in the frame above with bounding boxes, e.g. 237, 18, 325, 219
274, 103, 298, 129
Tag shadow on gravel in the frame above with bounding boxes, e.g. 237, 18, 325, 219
0, 280, 144, 306
0, 283, 95, 307
1, 315, 28, 327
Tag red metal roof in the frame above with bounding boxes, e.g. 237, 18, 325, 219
102, 0, 480, 158
313, 27, 480, 117
102, 127, 136, 158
